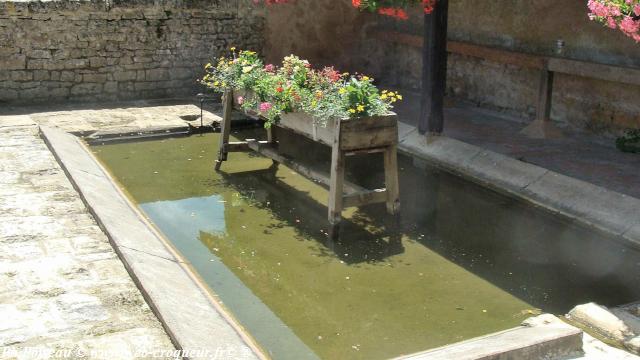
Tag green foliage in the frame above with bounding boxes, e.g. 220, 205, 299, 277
616, 128, 640, 153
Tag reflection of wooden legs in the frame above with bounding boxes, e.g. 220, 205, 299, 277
384, 145, 400, 215
267, 126, 279, 167
215, 90, 233, 171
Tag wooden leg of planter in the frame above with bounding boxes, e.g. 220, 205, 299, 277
328, 146, 345, 233
384, 145, 400, 215
215, 90, 233, 171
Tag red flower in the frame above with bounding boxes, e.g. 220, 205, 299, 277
276, 86, 284, 93
377, 7, 409, 20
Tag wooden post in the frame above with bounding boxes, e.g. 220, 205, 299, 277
536, 65, 554, 122
419, 0, 449, 135
520, 62, 563, 139
328, 120, 345, 236
214, 89, 233, 170
383, 145, 400, 215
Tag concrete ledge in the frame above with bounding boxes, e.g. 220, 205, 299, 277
40, 126, 264, 360
399, 128, 640, 250
394, 320, 583, 360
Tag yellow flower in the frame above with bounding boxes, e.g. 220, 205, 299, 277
205, 63, 212, 69
348, 109, 356, 114
362, 76, 370, 81
338, 88, 347, 94
242, 66, 253, 73
381, 94, 388, 100
382, 90, 388, 94
221, 82, 227, 87
397, 94, 403, 100
213, 81, 219, 86
357, 104, 365, 112
230, 47, 236, 51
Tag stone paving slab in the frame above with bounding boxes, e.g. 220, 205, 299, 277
2, 99, 222, 136
0, 125, 176, 359
523, 172, 640, 241
395, 315, 583, 360
41, 126, 262, 360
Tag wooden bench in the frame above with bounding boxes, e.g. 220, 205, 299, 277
373, 31, 640, 128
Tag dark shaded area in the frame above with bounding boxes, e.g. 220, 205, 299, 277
277, 127, 640, 313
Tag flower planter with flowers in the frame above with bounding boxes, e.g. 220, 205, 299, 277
202, 49, 401, 233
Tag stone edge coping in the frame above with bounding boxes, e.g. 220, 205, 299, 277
393, 318, 583, 360
39, 125, 267, 360
397, 123, 640, 251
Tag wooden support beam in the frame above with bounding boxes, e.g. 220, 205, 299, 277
226, 140, 270, 152
420, 0, 449, 135
344, 147, 388, 156
245, 140, 363, 195
343, 189, 387, 208
547, 57, 640, 86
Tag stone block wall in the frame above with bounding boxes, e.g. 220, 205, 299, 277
0, 0, 264, 104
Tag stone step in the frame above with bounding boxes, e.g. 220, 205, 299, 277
394, 317, 583, 360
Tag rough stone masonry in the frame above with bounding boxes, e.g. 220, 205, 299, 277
0, 0, 264, 104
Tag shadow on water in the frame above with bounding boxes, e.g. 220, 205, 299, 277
218, 164, 404, 265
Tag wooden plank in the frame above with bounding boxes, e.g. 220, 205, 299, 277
340, 126, 398, 151
536, 67, 554, 122
328, 121, 345, 226
344, 147, 388, 156
448, 41, 546, 70
343, 189, 387, 208
245, 140, 363, 195
226, 140, 270, 152
420, 0, 449, 134
548, 57, 640, 86
373, 30, 640, 85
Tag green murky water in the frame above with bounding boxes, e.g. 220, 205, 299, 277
91, 130, 640, 360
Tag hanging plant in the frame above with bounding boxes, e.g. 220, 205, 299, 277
253, 0, 436, 20
352, 0, 436, 19
588, 0, 640, 42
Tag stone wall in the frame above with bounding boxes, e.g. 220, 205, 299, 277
0, 0, 264, 104
264, 0, 640, 135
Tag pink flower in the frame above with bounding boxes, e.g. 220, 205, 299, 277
237, 96, 245, 105
264, 64, 276, 73
259, 102, 273, 112
620, 15, 640, 33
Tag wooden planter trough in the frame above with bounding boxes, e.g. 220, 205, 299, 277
214, 90, 400, 234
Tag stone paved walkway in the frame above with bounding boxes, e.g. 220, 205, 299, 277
0, 120, 175, 359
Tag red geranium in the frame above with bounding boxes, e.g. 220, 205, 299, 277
255, 0, 436, 20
